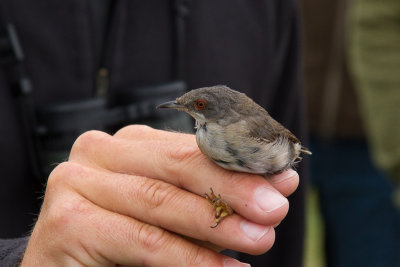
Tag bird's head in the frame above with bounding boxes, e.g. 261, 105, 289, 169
157, 85, 247, 124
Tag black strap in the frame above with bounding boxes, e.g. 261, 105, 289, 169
90, 0, 113, 97
0, 23, 44, 179
172, 0, 190, 80
88, 0, 112, 71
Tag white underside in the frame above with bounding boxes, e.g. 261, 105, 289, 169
196, 120, 300, 174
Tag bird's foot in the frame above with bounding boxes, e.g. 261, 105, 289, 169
204, 187, 233, 228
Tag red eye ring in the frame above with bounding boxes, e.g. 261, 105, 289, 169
194, 99, 207, 110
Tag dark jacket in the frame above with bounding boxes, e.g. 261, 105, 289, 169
0, 1, 306, 266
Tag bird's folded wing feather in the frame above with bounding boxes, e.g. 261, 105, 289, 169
245, 113, 300, 144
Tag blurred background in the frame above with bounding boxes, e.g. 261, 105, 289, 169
301, 0, 400, 266
1, 1, 399, 266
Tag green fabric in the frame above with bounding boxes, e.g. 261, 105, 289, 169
348, 0, 400, 183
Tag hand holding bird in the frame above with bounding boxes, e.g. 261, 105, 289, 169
158, 85, 310, 227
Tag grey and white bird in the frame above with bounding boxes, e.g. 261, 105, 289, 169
157, 85, 311, 175
157, 85, 311, 227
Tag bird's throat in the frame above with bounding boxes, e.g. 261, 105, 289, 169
195, 120, 207, 131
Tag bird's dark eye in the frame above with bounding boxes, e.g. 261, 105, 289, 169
194, 99, 207, 110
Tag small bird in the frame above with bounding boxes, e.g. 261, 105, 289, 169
157, 85, 311, 227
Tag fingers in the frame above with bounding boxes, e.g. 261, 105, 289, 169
23, 125, 299, 266
69, 126, 299, 226
52, 161, 275, 255
24, 174, 248, 267
265, 169, 299, 197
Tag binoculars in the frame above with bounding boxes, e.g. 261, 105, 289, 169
36, 81, 193, 179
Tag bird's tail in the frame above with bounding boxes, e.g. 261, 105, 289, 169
300, 146, 312, 155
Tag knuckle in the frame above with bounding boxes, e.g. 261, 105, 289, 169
135, 179, 177, 211
167, 144, 200, 163
135, 223, 169, 252
47, 162, 85, 190
46, 162, 69, 189
162, 144, 205, 185
44, 162, 89, 217
69, 130, 110, 160
45, 195, 90, 233
114, 124, 153, 139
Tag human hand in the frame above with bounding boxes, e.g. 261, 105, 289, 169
21, 125, 299, 266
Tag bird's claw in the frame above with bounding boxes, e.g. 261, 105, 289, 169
205, 187, 233, 228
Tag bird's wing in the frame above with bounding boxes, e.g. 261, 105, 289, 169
283, 128, 300, 143
246, 113, 300, 143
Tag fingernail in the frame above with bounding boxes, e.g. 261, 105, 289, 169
269, 169, 298, 184
224, 258, 251, 267
254, 187, 288, 212
240, 220, 271, 241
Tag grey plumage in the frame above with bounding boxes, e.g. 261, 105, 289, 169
157, 85, 311, 175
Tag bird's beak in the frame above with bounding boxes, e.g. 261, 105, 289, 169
156, 100, 183, 110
